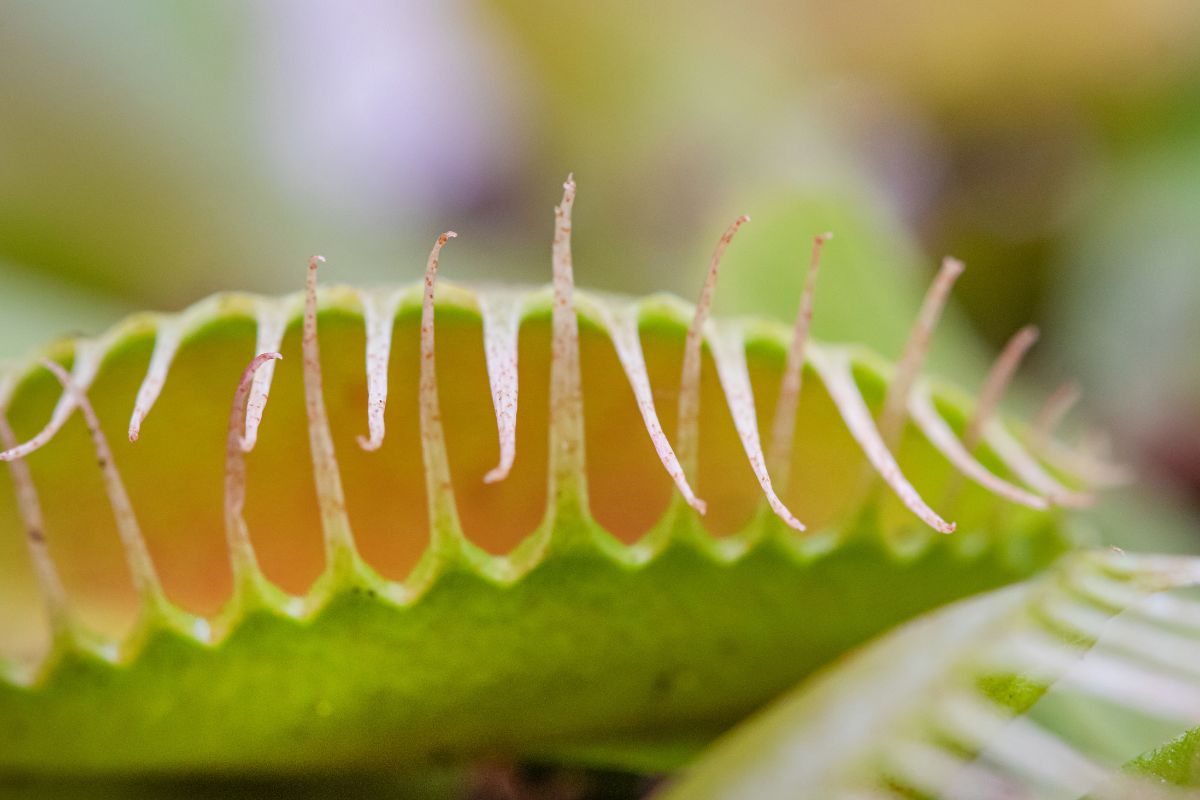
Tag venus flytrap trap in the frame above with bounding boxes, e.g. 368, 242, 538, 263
662, 550, 1200, 799
0, 178, 1128, 783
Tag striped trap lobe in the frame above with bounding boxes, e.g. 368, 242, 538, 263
664, 551, 1200, 800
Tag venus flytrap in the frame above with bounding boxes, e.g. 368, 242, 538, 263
663, 550, 1200, 799
0, 178, 1126, 783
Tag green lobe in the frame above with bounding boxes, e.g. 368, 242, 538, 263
0, 283, 1080, 777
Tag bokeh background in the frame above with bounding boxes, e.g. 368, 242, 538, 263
1, 0, 1198, 540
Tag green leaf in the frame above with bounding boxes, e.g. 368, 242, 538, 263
663, 550, 1200, 799
1126, 727, 1200, 788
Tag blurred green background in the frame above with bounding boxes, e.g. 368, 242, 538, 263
1, 0, 1198, 524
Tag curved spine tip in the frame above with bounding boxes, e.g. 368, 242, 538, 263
356, 291, 398, 453
128, 318, 184, 443
480, 294, 521, 485
1041, 435, 1134, 489
241, 301, 288, 452
939, 323, 1044, 509
814, 349, 955, 534
767, 230, 832, 486
983, 418, 1095, 509
1028, 379, 1128, 489
602, 306, 706, 515
0, 344, 101, 463
302, 256, 356, 561
225, 352, 282, 578
713, 328, 804, 531
677, 214, 751, 481
419, 232, 463, 538
963, 324, 1039, 451
548, 176, 588, 509
878, 256, 965, 449
1033, 379, 1082, 450
38, 359, 167, 602
909, 383, 1048, 510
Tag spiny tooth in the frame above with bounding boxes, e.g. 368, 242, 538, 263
676, 215, 803, 529
0, 411, 70, 635
357, 291, 401, 452
40, 359, 167, 608
767, 231, 832, 488
677, 214, 749, 483
303, 256, 356, 562
600, 305, 705, 515
127, 316, 183, 442
983, 418, 1094, 509
878, 257, 964, 450
479, 293, 521, 485
811, 347, 955, 533
908, 381, 1047, 509
963, 324, 1039, 451
1033, 379, 1082, 452
418, 232, 463, 540
241, 299, 288, 452
225, 352, 282, 580
548, 174, 588, 512
1036, 405, 1130, 490
939, 324, 1044, 507
0, 341, 102, 463
711, 326, 804, 531
1039, 434, 1134, 489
